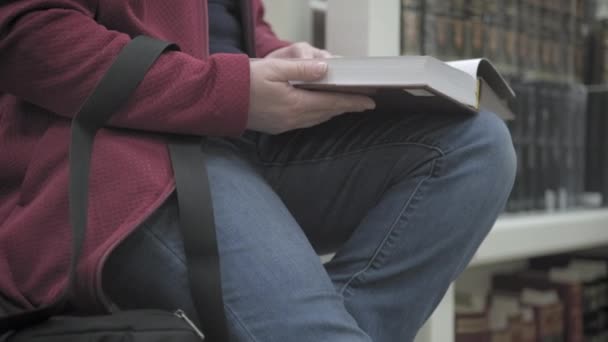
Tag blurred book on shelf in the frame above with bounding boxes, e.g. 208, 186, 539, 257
520, 288, 565, 342
396, 0, 606, 213
456, 246, 608, 340
455, 291, 492, 342
530, 253, 608, 333
455, 287, 560, 342
493, 270, 584, 342
310, 0, 327, 50
401, 0, 584, 82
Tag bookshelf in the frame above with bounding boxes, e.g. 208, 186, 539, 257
471, 210, 608, 267
415, 209, 608, 342
322, 2, 608, 341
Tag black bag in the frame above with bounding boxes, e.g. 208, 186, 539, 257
0, 36, 229, 342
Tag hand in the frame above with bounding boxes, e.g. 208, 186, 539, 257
265, 42, 333, 59
248, 58, 376, 135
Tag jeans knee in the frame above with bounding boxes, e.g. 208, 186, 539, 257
487, 111, 516, 184
463, 111, 517, 194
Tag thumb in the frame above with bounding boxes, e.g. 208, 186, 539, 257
271, 59, 328, 82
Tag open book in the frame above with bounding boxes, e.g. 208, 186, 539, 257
291, 57, 516, 120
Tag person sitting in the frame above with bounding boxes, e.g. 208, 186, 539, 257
0, 1, 516, 341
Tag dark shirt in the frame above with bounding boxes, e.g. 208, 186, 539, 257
208, 0, 245, 54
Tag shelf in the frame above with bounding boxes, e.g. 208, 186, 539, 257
471, 209, 608, 267
416, 209, 608, 342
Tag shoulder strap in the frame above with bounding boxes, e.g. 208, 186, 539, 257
68, 36, 179, 300
169, 140, 229, 342
1, 36, 229, 342
0, 35, 175, 333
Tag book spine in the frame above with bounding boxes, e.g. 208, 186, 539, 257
512, 317, 538, 342
490, 330, 511, 342
455, 312, 492, 342
567, 284, 585, 342
503, 0, 518, 76
450, 0, 466, 59
535, 303, 565, 342
455, 333, 492, 342
602, 88, 608, 202
527, 81, 535, 210
483, 0, 502, 68
538, 83, 552, 210
401, 0, 424, 55
468, 0, 484, 58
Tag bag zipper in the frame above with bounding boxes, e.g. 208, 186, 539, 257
174, 309, 206, 340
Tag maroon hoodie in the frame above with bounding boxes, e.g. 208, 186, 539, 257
0, 0, 289, 312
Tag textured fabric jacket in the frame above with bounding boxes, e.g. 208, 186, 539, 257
0, 0, 289, 312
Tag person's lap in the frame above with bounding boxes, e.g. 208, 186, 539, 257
103, 109, 516, 342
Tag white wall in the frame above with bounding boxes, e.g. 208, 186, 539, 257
261, 0, 312, 43
326, 0, 400, 57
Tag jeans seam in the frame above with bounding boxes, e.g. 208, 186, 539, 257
224, 302, 262, 342
337, 157, 440, 295
259, 142, 445, 167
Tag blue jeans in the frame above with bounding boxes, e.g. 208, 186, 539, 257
103, 110, 516, 342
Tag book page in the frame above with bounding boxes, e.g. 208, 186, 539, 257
446, 59, 483, 79
447, 59, 516, 100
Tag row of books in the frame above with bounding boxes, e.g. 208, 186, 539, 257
456, 247, 608, 342
505, 80, 588, 212
401, 0, 592, 82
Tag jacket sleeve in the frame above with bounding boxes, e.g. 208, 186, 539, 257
0, 0, 250, 137
252, 0, 291, 57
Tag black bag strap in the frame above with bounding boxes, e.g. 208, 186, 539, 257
169, 140, 228, 342
68, 35, 180, 302
0, 36, 230, 342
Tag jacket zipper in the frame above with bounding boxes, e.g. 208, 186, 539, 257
175, 309, 206, 340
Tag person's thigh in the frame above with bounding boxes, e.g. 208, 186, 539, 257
102, 138, 371, 342
255, 109, 514, 251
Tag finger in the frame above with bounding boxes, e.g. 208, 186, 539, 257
295, 45, 316, 59
313, 49, 333, 59
294, 89, 376, 113
271, 59, 328, 82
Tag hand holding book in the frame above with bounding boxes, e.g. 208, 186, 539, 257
247, 58, 376, 135
290, 57, 516, 120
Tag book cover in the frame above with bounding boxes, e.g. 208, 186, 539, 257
291, 57, 516, 120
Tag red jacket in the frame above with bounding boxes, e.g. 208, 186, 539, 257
0, 0, 289, 312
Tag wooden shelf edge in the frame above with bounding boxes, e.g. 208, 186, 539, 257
470, 209, 608, 267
